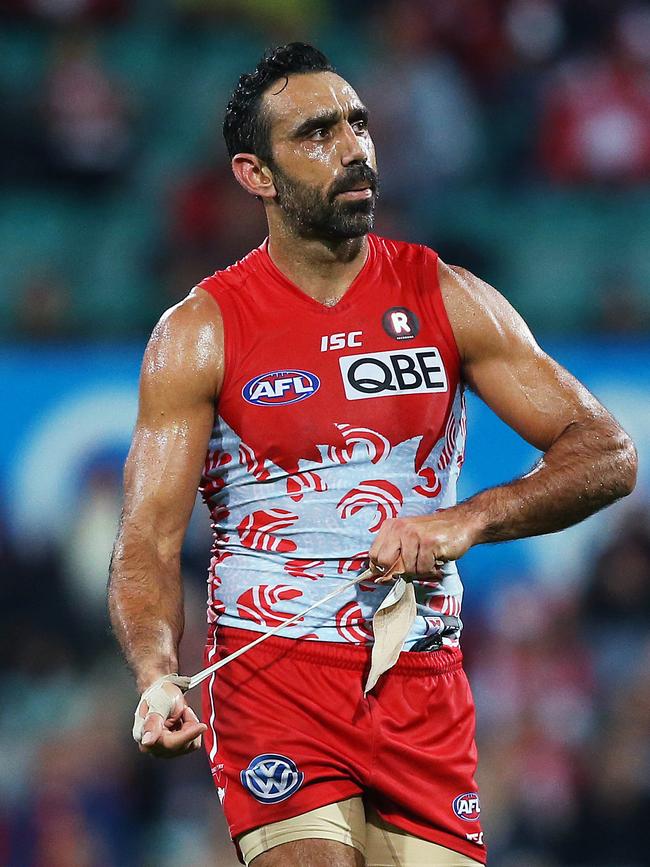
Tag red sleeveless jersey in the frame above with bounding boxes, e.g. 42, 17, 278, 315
197, 234, 467, 645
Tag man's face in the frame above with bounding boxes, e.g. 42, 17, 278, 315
261, 71, 379, 240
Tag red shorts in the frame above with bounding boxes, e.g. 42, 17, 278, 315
201, 625, 486, 864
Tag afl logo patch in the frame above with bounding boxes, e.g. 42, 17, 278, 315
240, 753, 305, 804
452, 792, 481, 822
383, 307, 419, 340
242, 370, 320, 406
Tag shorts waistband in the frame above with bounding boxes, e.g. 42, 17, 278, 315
210, 625, 463, 676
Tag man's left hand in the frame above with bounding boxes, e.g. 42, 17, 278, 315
369, 508, 482, 581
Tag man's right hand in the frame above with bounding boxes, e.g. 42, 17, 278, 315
134, 679, 208, 758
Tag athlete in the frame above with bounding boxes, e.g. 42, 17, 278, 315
108, 43, 637, 867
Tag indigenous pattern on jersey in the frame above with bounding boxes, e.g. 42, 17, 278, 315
197, 234, 467, 647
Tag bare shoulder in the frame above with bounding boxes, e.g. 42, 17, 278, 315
437, 258, 542, 366
141, 286, 224, 403
436, 257, 621, 450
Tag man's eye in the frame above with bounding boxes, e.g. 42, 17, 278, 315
352, 120, 368, 133
310, 128, 329, 140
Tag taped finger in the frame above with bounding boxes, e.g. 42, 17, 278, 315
132, 674, 190, 744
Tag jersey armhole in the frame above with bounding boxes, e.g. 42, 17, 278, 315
195, 276, 232, 402
418, 245, 462, 371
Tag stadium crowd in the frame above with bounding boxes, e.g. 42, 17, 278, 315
1, 1, 649, 865
2, 0, 650, 336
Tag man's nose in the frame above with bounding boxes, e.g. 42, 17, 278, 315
340, 122, 367, 166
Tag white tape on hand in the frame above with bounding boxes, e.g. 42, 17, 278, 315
132, 673, 191, 743
364, 577, 416, 695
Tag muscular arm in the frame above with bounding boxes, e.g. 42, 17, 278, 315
108, 289, 223, 693
370, 261, 637, 575
444, 262, 637, 542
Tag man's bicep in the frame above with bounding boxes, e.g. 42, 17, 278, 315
121, 295, 221, 550
122, 408, 214, 549
465, 342, 605, 452
440, 262, 609, 451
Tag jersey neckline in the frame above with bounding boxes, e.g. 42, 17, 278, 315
256, 234, 378, 314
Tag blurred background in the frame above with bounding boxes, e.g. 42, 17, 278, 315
0, 1, 649, 865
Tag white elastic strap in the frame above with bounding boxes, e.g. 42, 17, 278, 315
185, 568, 375, 690
133, 564, 412, 729
132, 673, 190, 743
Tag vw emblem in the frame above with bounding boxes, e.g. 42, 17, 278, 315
240, 753, 305, 804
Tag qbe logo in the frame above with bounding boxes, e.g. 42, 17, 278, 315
339, 347, 447, 401
240, 753, 305, 804
242, 370, 320, 406
452, 792, 481, 822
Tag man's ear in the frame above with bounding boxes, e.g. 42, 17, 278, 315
231, 153, 276, 200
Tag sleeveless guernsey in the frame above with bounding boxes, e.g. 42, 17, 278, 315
197, 234, 467, 648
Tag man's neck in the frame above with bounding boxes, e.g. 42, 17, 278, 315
267, 229, 369, 306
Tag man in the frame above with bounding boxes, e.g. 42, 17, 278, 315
108, 43, 637, 867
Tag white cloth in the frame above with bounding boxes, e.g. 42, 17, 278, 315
364, 577, 416, 694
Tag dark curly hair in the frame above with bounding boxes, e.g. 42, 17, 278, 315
223, 42, 335, 163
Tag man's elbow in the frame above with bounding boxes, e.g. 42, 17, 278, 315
610, 429, 638, 499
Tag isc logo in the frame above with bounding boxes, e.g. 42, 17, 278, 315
242, 370, 320, 406
339, 347, 447, 401
452, 792, 481, 822
320, 331, 363, 352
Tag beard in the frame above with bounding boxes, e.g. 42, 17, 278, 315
270, 161, 379, 240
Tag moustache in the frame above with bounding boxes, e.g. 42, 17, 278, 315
329, 165, 378, 200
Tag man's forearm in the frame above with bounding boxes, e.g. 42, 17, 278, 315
458, 418, 637, 545
108, 524, 184, 693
